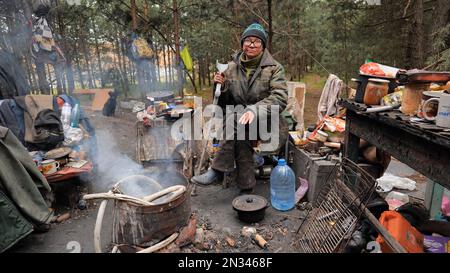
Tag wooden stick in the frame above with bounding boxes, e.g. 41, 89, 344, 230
137, 233, 179, 253
83, 193, 152, 206
111, 245, 119, 253
142, 185, 186, 203
94, 191, 111, 253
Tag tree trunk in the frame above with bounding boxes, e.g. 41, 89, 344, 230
267, 0, 274, 53
120, 34, 130, 97
431, 0, 450, 59
199, 59, 205, 88
75, 55, 85, 89
130, 0, 137, 31
198, 61, 202, 91
163, 45, 169, 88
82, 42, 95, 89
25, 57, 34, 91
167, 46, 173, 87
54, 0, 73, 94
78, 21, 95, 89
47, 64, 53, 94
54, 63, 64, 95
155, 44, 161, 83
173, 0, 183, 96
192, 61, 197, 92
93, 23, 104, 88
206, 56, 211, 87
405, 0, 424, 69
130, 61, 136, 86
36, 62, 50, 94
65, 59, 75, 94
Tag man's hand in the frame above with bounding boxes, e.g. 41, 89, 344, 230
214, 72, 225, 85
239, 111, 255, 125
143, 117, 152, 127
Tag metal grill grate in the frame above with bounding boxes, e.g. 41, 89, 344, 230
297, 158, 377, 253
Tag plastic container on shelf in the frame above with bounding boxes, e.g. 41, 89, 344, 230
364, 78, 390, 105
270, 159, 296, 211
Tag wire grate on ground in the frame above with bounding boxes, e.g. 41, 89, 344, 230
297, 158, 378, 253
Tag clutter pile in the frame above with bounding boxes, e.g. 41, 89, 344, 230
333, 61, 450, 253
135, 92, 193, 164
0, 94, 96, 252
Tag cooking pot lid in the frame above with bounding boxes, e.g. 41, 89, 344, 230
147, 90, 175, 102
45, 147, 72, 159
232, 195, 268, 212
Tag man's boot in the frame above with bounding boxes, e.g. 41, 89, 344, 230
191, 168, 222, 186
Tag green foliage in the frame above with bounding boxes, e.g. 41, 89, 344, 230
0, 0, 449, 95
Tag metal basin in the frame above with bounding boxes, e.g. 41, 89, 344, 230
112, 171, 192, 247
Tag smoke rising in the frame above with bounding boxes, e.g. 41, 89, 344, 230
93, 129, 144, 192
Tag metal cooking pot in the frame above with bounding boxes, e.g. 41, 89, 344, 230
232, 195, 269, 223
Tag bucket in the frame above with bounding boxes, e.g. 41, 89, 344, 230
111, 171, 192, 247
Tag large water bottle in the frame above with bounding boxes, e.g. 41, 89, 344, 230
270, 158, 296, 211
61, 102, 72, 129
70, 103, 80, 128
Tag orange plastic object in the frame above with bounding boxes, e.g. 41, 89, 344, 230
376, 211, 424, 253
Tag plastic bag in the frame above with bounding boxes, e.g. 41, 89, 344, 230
132, 102, 145, 113
295, 178, 309, 203
63, 127, 83, 146
376, 174, 416, 193
360, 62, 399, 78
442, 191, 450, 217
385, 191, 409, 210
381, 91, 403, 107
131, 38, 153, 59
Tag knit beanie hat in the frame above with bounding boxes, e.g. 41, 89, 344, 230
241, 23, 268, 48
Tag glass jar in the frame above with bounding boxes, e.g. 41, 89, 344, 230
401, 83, 430, 116
364, 78, 389, 105
183, 95, 195, 109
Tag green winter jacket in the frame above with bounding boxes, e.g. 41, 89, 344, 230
219, 49, 288, 119
218, 49, 293, 138
0, 126, 53, 252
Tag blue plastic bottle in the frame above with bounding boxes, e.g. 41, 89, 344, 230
70, 103, 80, 128
270, 158, 296, 211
